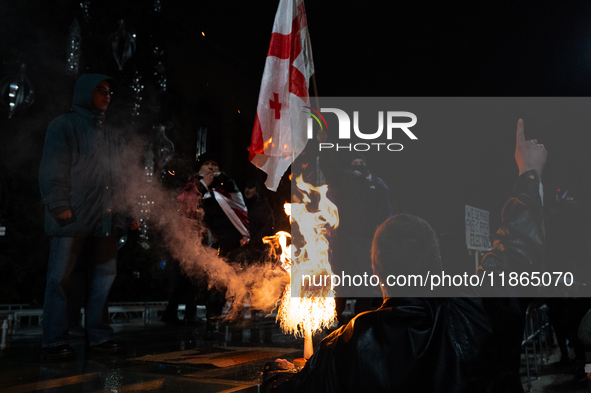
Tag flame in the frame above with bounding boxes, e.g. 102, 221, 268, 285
263, 137, 273, 150
263, 230, 293, 272
264, 175, 339, 338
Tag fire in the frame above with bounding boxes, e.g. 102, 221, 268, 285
263, 230, 292, 272
264, 175, 338, 339
263, 137, 273, 150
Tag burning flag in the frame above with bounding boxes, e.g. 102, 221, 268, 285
249, 0, 315, 191
264, 176, 338, 359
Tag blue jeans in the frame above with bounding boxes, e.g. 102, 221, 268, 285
42, 236, 117, 347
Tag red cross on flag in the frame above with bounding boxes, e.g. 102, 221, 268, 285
249, 0, 315, 191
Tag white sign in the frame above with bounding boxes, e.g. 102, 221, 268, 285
465, 205, 491, 251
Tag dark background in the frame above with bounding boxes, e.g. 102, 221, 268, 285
0, 0, 590, 303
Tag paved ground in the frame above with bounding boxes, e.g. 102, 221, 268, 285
1, 316, 590, 392
0, 317, 305, 392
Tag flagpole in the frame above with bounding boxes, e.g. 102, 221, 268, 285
311, 73, 326, 186
311, 73, 320, 111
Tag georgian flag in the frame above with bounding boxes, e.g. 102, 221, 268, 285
177, 177, 250, 240
249, 0, 314, 191
211, 186, 250, 240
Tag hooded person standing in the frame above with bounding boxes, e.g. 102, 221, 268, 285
39, 74, 137, 359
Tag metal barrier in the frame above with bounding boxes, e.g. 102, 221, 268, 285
9, 302, 173, 329
7, 301, 252, 332
13, 309, 43, 328
80, 302, 171, 326
0, 304, 29, 311
522, 303, 552, 392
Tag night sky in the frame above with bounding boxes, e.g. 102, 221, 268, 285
1, 1, 590, 301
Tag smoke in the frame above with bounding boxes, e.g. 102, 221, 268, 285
118, 133, 289, 322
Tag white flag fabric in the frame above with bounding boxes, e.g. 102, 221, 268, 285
249, 0, 314, 191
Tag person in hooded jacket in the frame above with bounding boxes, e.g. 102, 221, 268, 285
39, 74, 137, 359
263, 119, 546, 393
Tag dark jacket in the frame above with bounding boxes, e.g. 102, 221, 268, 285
177, 173, 247, 253
334, 167, 392, 238
319, 148, 392, 239
245, 194, 275, 246
201, 174, 245, 252
265, 171, 544, 393
39, 74, 128, 237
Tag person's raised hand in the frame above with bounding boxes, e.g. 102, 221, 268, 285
515, 119, 547, 182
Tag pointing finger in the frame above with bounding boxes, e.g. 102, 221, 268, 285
516, 118, 525, 146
